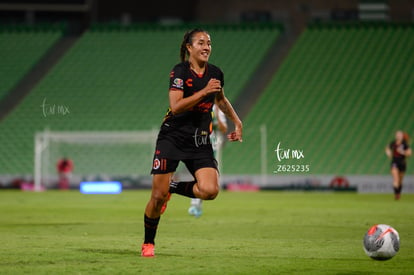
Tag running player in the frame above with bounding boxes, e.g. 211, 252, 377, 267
385, 130, 411, 200
141, 28, 243, 257
188, 104, 227, 217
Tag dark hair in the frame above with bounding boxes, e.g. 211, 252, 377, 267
403, 132, 410, 144
180, 28, 209, 62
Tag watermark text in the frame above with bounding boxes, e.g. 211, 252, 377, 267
41, 98, 70, 117
273, 141, 310, 174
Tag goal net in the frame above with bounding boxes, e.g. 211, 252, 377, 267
34, 130, 157, 191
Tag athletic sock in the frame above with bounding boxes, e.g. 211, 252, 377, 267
144, 214, 160, 244
191, 198, 202, 207
393, 186, 398, 195
169, 180, 196, 198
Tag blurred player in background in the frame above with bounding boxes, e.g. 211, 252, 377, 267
141, 28, 243, 257
188, 104, 227, 217
56, 157, 73, 190
385, 130, 411, 200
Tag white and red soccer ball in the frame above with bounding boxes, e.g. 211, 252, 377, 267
363, 224, 400, 260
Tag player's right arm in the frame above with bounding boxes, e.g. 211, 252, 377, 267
169, 79, 221, 115
385, 142, 393, 159
385, 144, 392, 159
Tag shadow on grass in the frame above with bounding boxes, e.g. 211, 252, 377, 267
76, 248, 186, 258
77, 248, 138, 256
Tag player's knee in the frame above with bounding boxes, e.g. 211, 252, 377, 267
198, 184, 219, 200
151, 190, 169, 209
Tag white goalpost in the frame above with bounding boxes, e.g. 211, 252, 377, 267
34, 129, 158, 191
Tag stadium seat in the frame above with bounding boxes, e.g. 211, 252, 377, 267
222, 23, 414, 175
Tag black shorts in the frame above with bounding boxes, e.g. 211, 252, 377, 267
391, 160, 406, 172
151, 157, 218, 176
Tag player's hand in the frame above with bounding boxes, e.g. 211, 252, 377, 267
203, 78, 222, 96
397, 147, 405, 156
227, 125, 243, 142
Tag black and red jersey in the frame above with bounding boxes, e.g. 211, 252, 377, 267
164, 61, 224, 130
154, 61, 224, 160
389, 140, 409, 162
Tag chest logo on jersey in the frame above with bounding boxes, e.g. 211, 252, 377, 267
193, 102, 213, 113
185, 78, 193, 87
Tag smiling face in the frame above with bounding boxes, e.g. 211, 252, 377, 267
186, 32, 211, 65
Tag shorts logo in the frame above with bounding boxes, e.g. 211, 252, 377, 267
172, 78, 183, 89
153, 158, 167, 171
153, 158, 161, 170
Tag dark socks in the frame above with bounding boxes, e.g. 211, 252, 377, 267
169, 180, 196, 198
394, 185, 402, 200
144, 215, 160, 244
393, 186, 402, 195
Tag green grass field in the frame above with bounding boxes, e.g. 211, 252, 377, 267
1, 190, 413, 274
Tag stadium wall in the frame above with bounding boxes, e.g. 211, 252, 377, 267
1, 174, 413, 194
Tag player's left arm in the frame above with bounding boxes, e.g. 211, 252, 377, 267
214, 105, 228, 134
217, 112, 228, 134
215, 88, 242, 142
405, 146, 412, 157
399, 142, 412, 157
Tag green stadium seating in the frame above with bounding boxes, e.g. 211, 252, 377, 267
0, 25, 63, 100
222, 23, 414, 175
0, 23, 280, 174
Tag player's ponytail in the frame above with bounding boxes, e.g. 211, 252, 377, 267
180, 28, 209, 62
403, 132, 410, 144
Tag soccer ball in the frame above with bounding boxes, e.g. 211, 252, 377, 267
363, 224, 400, 260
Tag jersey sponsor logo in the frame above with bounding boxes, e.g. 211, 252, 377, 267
192, 101, 213, 113
185, 78, 193, 87
172, 78, 183, 89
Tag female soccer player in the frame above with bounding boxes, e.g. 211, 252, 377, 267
385, 130, 411, 200
141, 28, 243, 257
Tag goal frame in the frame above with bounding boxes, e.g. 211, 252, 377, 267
34, 129, 157, 191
